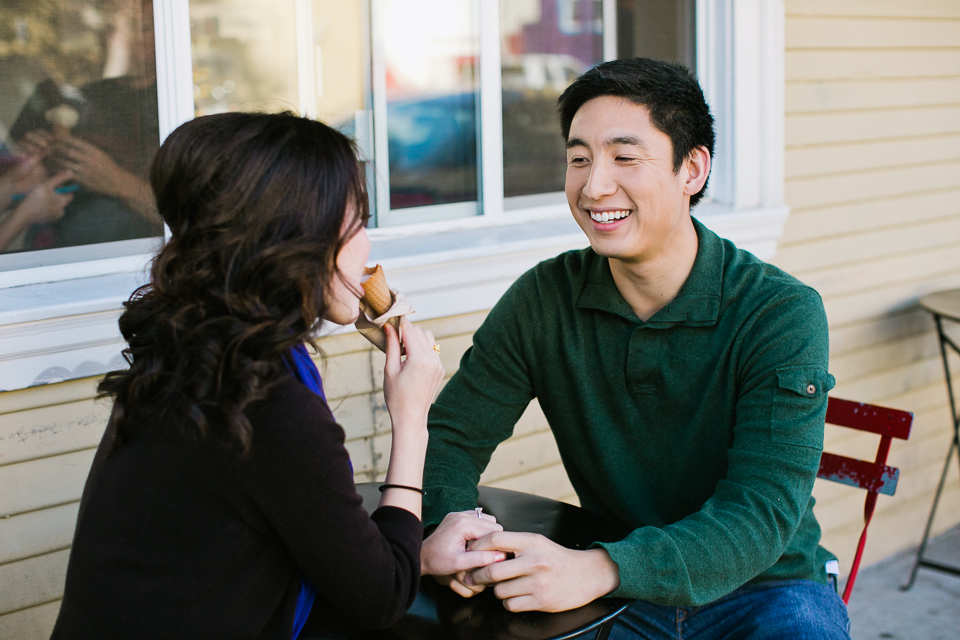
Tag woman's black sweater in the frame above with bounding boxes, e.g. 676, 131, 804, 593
50, 376, 422, 639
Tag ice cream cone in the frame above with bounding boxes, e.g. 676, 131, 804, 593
361, 265, 393, 317
45, 105, 79, 139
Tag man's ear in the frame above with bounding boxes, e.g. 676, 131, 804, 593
683, 146, 711, 197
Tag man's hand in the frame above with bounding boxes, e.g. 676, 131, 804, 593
464, 531, 620, 612
422, 511, 507, 597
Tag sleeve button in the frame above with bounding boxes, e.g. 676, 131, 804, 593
806, 384, 817, 395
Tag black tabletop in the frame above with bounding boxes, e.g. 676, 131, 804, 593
302, 484, 633, 640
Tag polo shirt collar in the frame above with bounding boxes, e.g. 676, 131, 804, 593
576, 217, 723, 327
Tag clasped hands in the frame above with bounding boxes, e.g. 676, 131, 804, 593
423, 512, 620, 613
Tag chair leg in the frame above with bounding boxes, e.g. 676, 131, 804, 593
843, 492, 877, 604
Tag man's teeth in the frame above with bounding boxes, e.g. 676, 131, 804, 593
590, 210, 631, 223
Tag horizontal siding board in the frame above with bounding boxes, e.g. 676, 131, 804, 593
0, 378, 98, 417
776, 217, 960, 275
802, 243, 960, 300
786, 106, 960, 148
0, 600, 60, 640
785, 162, 960, 211
786, 78, 960, 115
828, 332, 940, 384
418, 311, 489, 341
331, 394, 376, 442
786, 134, 960, 180
0, 400, 108, 468
778, 188, 960, 244
0, 502, 78, 566
320, 350, 373, 401
486, 463, 575, 502
827, 308, 933, 358
343, 436, 374, 476
832, 357, 946, 403
786, 50, 960, 82
786, 0, 960, 19
786, 16, 960, 49
480, 430, 562, 484
0, 549, 69, 616
0, 449, 95, 518
823, 274, 960, 328
514, 399, 550, 438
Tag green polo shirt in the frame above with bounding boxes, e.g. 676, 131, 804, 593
423, 218, 837, 607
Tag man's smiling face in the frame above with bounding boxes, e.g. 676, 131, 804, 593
565, 96, 693, 265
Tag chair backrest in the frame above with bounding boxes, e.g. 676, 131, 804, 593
818, 397, 913, 494
817, 396, 913, 604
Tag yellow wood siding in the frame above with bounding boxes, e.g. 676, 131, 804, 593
781, 0, 960, 572
0, 311, 571, 636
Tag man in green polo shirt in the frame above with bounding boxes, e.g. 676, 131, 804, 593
419, 58, 849, 639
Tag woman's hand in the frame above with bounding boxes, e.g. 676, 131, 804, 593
382, 320, 444, 438
377, 320, 444, 518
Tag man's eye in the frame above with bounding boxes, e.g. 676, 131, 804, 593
568, 157, 588, 164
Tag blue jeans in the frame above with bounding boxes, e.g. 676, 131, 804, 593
608, 579, 851, 640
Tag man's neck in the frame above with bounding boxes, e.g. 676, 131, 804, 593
608, 219, 699, 323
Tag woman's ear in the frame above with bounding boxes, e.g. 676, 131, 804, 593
683, 146, 711, 197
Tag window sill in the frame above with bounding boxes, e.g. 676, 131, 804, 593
0, 202, 789, 391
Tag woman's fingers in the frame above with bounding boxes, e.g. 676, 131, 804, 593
383, 322, 401, 378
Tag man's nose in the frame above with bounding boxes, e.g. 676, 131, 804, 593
582, 161, 617, 200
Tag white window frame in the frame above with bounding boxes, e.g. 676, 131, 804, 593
0, 0, 789, 392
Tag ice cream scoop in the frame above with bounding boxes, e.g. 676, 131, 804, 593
45, 104, 80, 138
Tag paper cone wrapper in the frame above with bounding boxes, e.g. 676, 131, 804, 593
355, 290, 414, 353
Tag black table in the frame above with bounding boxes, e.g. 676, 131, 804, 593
304, 484, 633, 640
904, 290, 960, 589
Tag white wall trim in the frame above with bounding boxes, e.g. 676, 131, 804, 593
0, 205, 788, 391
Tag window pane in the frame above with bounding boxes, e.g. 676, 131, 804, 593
617, 0, 696, 68
501, 0, 603, 199
191, 0, 367, 125
190, 0, 299, 116
0, 0, 162, 269
190, 1, 372, 214
382, 0, 479, 214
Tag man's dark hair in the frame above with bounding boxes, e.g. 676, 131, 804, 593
558, 58, 715, 207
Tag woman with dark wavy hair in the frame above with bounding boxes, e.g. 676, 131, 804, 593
50, 112, 504, 639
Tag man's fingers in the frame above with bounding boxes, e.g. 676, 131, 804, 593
464, 530, 532, 554
467, 554, 530, 586
501, 594, 538, 613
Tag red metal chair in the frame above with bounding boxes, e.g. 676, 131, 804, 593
817, 397, 913, 604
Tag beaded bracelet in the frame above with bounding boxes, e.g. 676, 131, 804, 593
378, 483, 425, 495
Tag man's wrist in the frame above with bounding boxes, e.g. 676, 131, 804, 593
585, 548, 621, 598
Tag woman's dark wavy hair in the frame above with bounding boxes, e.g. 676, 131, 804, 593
98, 112, 368, 453
558, 58, 715, 207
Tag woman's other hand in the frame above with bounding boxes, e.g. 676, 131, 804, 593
0, 171, 74, 252
377, 320, 444, 518
421, 511, 506, 596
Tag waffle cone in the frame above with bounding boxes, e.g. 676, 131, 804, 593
361, 265, 394, 316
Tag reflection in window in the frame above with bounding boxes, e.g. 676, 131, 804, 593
190, 0, 371, 209
190, 0, 300, 116
501, 0, 603, 200
382, 0, 479, 214
617, 0, 695, 68
0, 0, 162, 267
